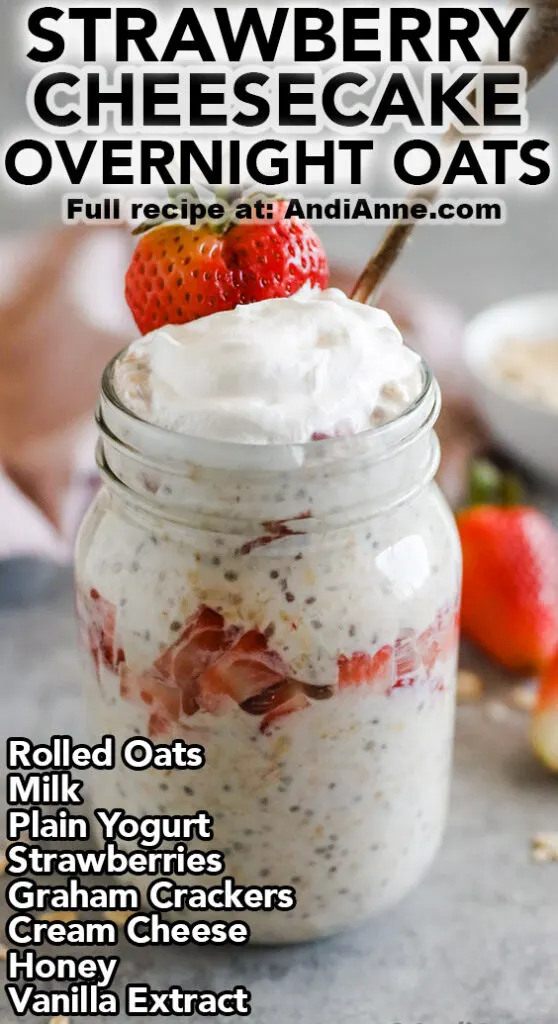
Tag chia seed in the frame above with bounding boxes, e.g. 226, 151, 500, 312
224, 571, 238, 582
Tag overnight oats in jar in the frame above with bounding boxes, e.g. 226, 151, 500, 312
75, 288, 461, 943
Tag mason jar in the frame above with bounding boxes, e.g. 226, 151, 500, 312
75, 352, 461, 943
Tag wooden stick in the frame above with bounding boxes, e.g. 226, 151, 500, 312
351, 0, 558, 305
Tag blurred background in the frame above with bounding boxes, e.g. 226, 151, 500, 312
0, 0, 557, 560
0, 0, 556, 582
0, 3, 556, 307
0, 4, 557, 1022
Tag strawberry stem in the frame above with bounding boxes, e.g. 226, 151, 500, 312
468, 458, 523, 507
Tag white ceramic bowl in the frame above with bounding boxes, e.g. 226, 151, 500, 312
463, 293, 558, 483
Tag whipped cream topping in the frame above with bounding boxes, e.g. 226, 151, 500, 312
115, 288, 423, 444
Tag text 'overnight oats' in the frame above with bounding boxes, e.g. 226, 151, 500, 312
75, 285, 461, 943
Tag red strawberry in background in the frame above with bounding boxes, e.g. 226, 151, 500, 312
125, 200, 329, 334
457, 505, 558, 673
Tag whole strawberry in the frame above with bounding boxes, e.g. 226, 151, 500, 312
531, 648, 558, 771
125, 200, 328, 334
457, 504, 558, 672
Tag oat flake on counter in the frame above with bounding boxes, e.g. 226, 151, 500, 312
457, 670, 483, 703
532, 832, 558, 862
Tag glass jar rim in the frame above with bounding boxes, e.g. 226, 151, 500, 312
99, 348, 440, 473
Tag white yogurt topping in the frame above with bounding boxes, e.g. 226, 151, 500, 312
115, 287, 423, 444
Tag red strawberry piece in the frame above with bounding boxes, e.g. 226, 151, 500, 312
311, 426, 352, 441
120, 665, 181, 720
417, 622, 442, 673
241, 678, 301, 716
125, 201, 329, 335
238, 511, 312, 555
338, 646, 393, 690
260, 690, 311, 734
242, 678, 333, 732
154, 605, 241, 715
147, 709, 177, 740
418, 606, 460, 673
392, 629, 420, 689
394, 628, 419, 676
77, 587, 122, 677
197, 629, 289, 713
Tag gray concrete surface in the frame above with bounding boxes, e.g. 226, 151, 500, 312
0, 564, 557, 1024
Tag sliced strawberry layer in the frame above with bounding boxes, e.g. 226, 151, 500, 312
81, 589, 458, 740
154, 605, 241, 715
338, 606, 459, 694
120, 665, 181, 718
261, 690, 311, 734
338, 646, 393, 690
418, 608, 459, 673
77, 587, 122, 679
147, 710, 174, 739
198, 630, 289, 712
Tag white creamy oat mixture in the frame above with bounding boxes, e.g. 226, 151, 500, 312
89, 666, 455, 943
76, 288, 461, 941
